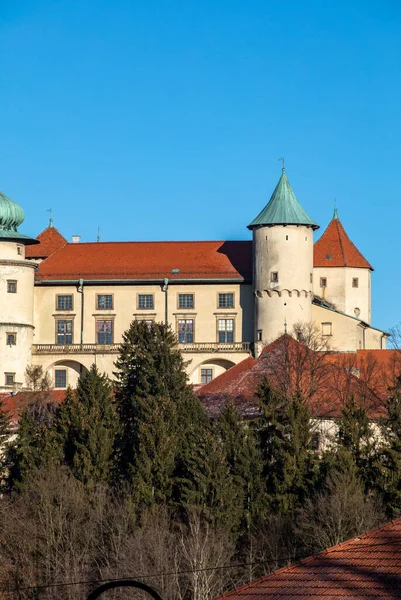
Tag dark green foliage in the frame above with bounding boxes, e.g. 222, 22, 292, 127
216, 400, 266, 529
114, 320, 206, 511
376, 377, 401, 517
56, 366, 117, 489
256, 378, 318, 513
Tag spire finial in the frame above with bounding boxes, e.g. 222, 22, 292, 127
278, 157, 285, 172
46, 208, 54, 228
333, 199, 338, 220
97, 226, 101, 243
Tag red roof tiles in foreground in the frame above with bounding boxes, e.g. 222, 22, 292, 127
217, 519, 401, 600
0, 390, 67, 424
25, 227, 67, 259
197, 335, 398, 420
35, 240, 253, 281
314, 217, 373, 270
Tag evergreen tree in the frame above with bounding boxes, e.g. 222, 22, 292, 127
114, 320, 202, 510
256, 378, 318, 513
336, 394, 374, 485
56, 366, 117, 489
376, 376, 401, 517
216, 400, 266, 529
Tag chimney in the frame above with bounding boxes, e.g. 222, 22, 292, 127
72, 235, 81, 244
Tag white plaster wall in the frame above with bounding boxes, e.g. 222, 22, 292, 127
313, 266, 371, 323
253, 225, 314, 343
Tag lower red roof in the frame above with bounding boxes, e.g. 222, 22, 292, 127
217, 519, 401, 600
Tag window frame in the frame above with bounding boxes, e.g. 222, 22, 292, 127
321, 322, 332, 337
217, 318, 235, 343
177, 293, 194, 309
137, 294, 154, 310
6, 332, 16, 346
96, 294, 114, 310
352, 277, 359, 288
320, 277, 327, 288
217, 292, 235, 309
55, 319, 74, 345
7, 280, 17, 294
270, 271, 279, 283
56, 294, 74, 311
200, 368, 213, 384
177, 318, 194, 344
54, 368, 67, 389
96, 318, 114, 345
4, 373, 15, 386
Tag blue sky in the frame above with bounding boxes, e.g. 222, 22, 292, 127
1, 0, 400, 329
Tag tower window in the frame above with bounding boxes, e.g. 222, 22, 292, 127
320, 277, 327, 288
6, 333, 16, 346
257, 330, 263, 341
7, 280, 17, 293
271, 272, 279, 283
17, 246, 22, 255
352, 278, 359, 288
286, 235, 288, 241
310, 273, 313, 283
5, 373, 15, 386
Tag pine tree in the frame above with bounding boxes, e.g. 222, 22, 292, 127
216, 400, 266, 529
56, 366, 117, 489
256, 378, 318, 513
114, 320, 202, 510
376, 376, 401, 517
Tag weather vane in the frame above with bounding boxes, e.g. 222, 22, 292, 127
278, 157, 285, 171
46, 208, 53, 228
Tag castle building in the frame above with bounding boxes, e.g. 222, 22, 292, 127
0, 168, 388, 392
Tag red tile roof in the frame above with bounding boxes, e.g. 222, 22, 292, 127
25, 227, 67, 259
197, 335, 395, 420
217, 519, 401, 600
0, 390, 67, 425
35, 240, 253, 281
314, 218, 373, 270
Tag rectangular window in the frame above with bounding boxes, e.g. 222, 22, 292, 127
218, 319, 234, 343
218, 293, 234, 308
7, 280, 17, 293
257, 330, 263, 341
178, 294, 194, 309
138, 294, 154, 309
271, 272, 279, 283
5, 373, 15, 386
310, 273, 313, 283
201, 368, 213, 384
6, 333, 16, 346
17, 246, 22, 255
97, 294, 113, 310
352, 278, 359, 288
56, 320, 73, 344
54, 369, 67, 388
178, 319, 194, 343
321, 322, 332, 336
97, 320, 113, 344
320, 277, 327, 288
57, 295, 73, 310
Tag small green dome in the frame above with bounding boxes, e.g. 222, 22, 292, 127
0, 190, 25, 231
0, 190, 38, 245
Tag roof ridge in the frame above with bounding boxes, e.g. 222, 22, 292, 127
55, 240, 251, 245
335, 219, 347, 266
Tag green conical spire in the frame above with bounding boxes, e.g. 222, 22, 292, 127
248, 168, 319, 230
0, 190, 39, 245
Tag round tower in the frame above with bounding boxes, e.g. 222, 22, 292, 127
248, 167, 319, 346
0, 190, 39, 391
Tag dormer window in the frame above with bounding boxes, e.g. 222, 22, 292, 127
271, 272, 279, 283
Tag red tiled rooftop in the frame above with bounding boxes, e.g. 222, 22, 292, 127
197, 336, 396, 420
314, 218, 373, 270
35, 240, 253, 281
217, 519, 401, 600
0, 390, 67, 424
26, 226, 67, 259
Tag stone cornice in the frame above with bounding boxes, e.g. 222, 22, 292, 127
0, 259, 37, 269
